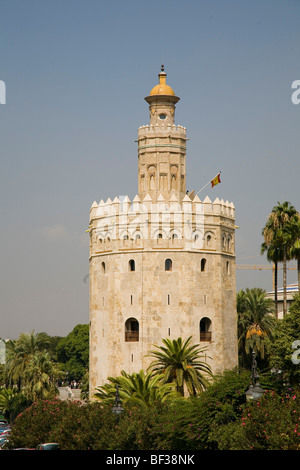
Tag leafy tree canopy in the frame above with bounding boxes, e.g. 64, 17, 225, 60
56, 324, 89, 381
267, 294, 300, 385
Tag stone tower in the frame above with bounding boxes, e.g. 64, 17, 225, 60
88, 67, 238, 398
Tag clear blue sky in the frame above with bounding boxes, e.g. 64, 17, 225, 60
1, 0, 299, 338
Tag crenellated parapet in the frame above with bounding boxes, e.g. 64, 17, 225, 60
89, 192, 235, 255
138, 123, 187, 139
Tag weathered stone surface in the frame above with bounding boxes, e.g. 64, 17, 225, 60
89, 69, 238, 398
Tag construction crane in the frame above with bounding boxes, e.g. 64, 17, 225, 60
236, 264, 297, 290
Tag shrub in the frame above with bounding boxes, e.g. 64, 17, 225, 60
239, 388, 300, 450
7, 399, 71, 449
149, 368, 251, 450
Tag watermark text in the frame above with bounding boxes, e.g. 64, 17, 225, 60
0, 80, 6, 104
291, 80, 300, 105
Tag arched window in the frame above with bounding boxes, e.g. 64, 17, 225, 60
101, 262, 106, 273
201, 258, 206, 272
200, 317, 212, 342
165, 259, 172, 271
125, 318, 139, 342
129, 259, 135, 272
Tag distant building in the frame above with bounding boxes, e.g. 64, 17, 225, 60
266, 283, 299, 319
88, 67, 238, 398
0, 340, 6, 365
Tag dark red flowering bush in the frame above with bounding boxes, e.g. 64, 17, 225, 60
7, 399, 77, 449
240, 388, 300, 450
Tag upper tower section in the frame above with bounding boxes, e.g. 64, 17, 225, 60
138, 66, 187, 204
145, 64, 180, 126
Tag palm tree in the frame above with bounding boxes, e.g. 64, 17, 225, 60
237, 288, 276, 359
261, 242, 282, 319
289, 214, 300, 291
94, 369, 177, 407
147, 336, 212, 397
0, 388, 30, 423
237, 289, 249, 367
5, 331, 50, 389
262, 202, 297, 316
23, 351, 63, 401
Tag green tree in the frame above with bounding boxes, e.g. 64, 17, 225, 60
23, 351, 63, 401
5, 331, 51, 389
147, 336, 212, 396
261, 243, 282, 319
267, 294, 300, 386
289, 215, 300, 291
149, 368, 250, 450
94, 369, 178, 407
56, 324, 89, 382
0, 388, 30, 423
237, 288, 275, 360
262, 202, 298, 316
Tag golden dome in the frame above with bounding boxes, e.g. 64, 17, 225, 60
149, 65, 175, 96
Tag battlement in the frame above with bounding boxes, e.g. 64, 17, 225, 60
90, 193, 235, 219
89, 193, 235, 253
138, 123, 186, 139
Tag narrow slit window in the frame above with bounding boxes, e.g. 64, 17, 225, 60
226, 261, 230, 275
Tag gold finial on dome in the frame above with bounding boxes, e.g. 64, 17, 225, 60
149, 64, 176, 96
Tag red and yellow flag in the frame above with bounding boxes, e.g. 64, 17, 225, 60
211, 173, 221, 188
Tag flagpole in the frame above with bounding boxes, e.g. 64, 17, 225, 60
196, 171, 221, 196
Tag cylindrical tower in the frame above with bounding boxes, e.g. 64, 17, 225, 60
138, 65, 187, 204
88, 68, 238, 398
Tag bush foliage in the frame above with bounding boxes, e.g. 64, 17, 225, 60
6, 368, 300, 450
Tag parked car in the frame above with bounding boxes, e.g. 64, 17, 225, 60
0, 423, 10, 434
36, 442, 60, 450
13, 448, 35, 450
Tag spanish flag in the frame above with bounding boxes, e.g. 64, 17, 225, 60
211, 172, 221, 188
